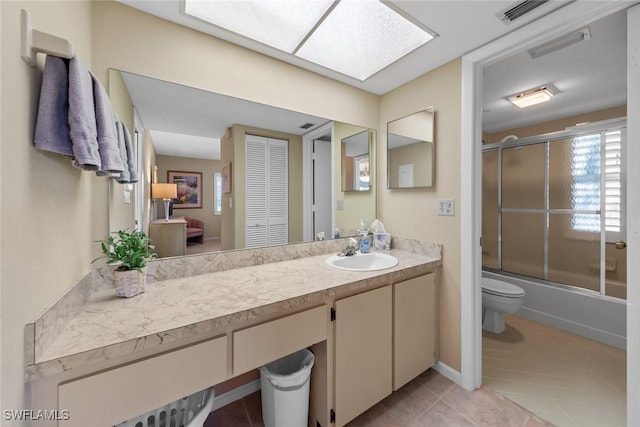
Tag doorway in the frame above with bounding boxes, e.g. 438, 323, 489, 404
302, 122, 335, 242
460, 2, 639, 424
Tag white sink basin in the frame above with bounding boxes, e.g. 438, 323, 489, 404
325, 252, 398, 272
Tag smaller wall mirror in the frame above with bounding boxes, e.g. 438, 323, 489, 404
342, 129, 371, 192
387, 107, 435, 189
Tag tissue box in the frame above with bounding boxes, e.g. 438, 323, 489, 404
373, 233, 391, 251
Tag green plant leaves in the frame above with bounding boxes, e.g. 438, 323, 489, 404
92, 229, 157, 272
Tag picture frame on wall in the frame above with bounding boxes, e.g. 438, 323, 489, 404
222, 162, 232, 194
168, 171, 202, 208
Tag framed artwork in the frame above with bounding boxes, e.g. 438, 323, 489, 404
168, 171, 202, 208
222, 162, 232, 194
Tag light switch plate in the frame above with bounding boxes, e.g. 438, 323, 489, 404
438, 199, 455, 216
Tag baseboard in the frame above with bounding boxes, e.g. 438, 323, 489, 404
519, 307, 626, 350
211, 379, 261, 411
433, 361, 461, 386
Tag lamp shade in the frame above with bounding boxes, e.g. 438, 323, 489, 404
151, 183, 177, 200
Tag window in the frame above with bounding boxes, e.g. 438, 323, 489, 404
571, 133, 601, 232
214, 172, 222, 215
354, 154, 370, 191
604, 129, 625, 240
571, 129, 625, 240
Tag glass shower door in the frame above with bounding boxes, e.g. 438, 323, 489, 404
481, 125, 627, 299
501, 143, 546, 280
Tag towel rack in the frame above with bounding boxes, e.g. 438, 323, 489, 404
21, 9, 74, 67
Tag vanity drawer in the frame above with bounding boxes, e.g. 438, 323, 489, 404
58, 336, 227, 427
233, 305, 328, 375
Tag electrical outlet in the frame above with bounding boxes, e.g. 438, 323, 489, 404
337, 200, 344, 210
438, 198, 455, 216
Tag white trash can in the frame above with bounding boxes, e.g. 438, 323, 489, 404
259, 349, 315, 427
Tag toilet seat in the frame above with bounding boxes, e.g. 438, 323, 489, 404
482, 279, 525, 298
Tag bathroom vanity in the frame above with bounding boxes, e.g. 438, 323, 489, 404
25, 237, 440, 427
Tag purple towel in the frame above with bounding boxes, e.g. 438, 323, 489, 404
122, 123, 138, 183
115, 121, 131, 183
34, 56, 73, 157
68, 56, 100, 171
91, 72, 123, 174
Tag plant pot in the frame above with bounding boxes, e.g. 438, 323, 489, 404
114, 267, 146, 298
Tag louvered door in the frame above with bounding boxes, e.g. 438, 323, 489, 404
245, 135, 288, 248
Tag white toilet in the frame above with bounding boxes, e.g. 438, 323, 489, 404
482, 277, 525, 333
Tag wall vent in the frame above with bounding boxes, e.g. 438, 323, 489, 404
496, 0, 550, 24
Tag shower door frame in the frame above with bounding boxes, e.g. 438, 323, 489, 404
481, 120, 626, 297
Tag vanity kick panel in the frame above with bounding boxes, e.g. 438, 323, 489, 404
58, 336, 227, 427
233, 305, 328, 375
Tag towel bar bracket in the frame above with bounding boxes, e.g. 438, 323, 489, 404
21, 9, 74, 67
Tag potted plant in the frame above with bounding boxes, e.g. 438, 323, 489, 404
93, 229, 157, 297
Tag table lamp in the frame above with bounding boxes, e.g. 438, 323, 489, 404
151, 183, 178, 221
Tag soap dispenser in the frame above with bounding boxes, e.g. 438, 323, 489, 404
359, 236, 371, 253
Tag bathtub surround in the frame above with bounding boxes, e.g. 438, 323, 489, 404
25, 236, 441, 381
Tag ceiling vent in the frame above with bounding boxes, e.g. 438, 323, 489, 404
299, 123, 315, 130
497, 0, 550, 24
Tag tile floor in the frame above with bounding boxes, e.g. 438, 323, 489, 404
204, 368, 552, 426
483, 314, 627, 427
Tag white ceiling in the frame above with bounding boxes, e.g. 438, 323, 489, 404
482, 9, 627, 133
121, 71, 329, 159
116, 1, 629, 159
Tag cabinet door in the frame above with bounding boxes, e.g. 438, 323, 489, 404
393, 273, 436, 390
334, 285, 392, 426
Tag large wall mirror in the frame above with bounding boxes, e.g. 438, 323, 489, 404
108, 70, 377, 257
387, 107, 435, 188
342, 129, 371, 192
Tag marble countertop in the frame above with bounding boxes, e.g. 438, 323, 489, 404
27, 244, 440, 381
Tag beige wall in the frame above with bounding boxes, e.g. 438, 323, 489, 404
155, 155, 221, 239
1, 0, 96, 416
379, 59, 463, 371
388, 142, 434, 188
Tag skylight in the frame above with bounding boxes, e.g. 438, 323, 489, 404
184, 0, 436, 81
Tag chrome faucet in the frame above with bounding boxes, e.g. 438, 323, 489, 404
338, 238, 358, 257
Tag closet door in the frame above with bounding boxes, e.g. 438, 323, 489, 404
245, 135, 288, 248
246, 136, 268, 247
267, 138, 288, 245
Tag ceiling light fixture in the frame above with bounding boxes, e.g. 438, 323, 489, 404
527, 27, 591, 59
184, 0, 436, 81
508, 84, 557, 108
